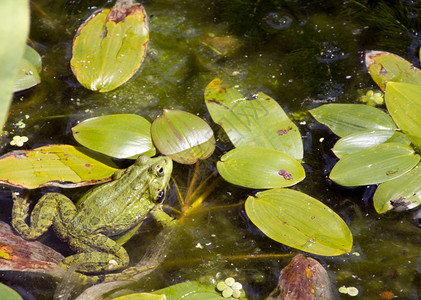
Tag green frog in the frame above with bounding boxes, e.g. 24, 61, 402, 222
11, 155, 174, 275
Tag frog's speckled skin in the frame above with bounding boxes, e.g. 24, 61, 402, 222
12, 156, 173, 275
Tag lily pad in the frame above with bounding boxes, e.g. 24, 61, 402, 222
0, 282, 23, 300
71, 0, 149, 92
365, 51, 421, 91
151, 281, 245, 299
332, 129, 403, 159
205, 78, 303, 160
14, 45, 42, 92
329, 143, 420, 187
151, 109, 215, 164
385, 81, 421, 148
217, 146, 305, 189
245, 189, 353, 256
0, 144, 118, 189
310, 104, 397, 137
72, 114, 155, 159
373, 165, 421, 214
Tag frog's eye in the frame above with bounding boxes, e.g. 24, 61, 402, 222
155, 165, 165, 177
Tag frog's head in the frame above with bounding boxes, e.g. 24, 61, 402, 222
138, 156, 173, 202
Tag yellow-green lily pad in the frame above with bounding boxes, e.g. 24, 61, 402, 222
72, 114, 155, 159
217, 146, 305, 189
0, 144, 118, 189
70, 0, 149, 92
245, 188, 353, 256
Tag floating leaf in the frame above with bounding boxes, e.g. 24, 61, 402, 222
151, 109, 215, 164
217, 146, 305, 189
310, 104, 397, 137
385, 81, 421, 148
151, 281, 244, 299
365, 51, 421, 91
245, 189, 352, 256
0, 282, 23, 300
0, 0, 30, 128
72, 114, 155, 159
71, 0, 149, 92
330, 143, 419, 187
0, 144, 118, 189
205, 78, 303, 160
373, 165, 421, 214
332, 129, 400, 159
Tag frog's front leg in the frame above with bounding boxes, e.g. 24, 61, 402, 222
12, 192, 76, 240
62, 233, 129, 273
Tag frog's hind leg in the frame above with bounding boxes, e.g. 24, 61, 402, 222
12, 192, 71, 240
62, 233, 129, 274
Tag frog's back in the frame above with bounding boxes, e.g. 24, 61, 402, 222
72, 163, 156, 236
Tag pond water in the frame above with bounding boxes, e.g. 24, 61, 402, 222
2, 0, 421, 299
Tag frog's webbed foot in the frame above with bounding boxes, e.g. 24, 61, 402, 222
63, 233, 129, 274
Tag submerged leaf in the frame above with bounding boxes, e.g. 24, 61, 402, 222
205, 78, 303, 160
277, 254, 334, 300
0, 145, 118, 189
310, 104, 396, 137
245, 189, 353, 256
374, 165, 421, 214
217, 146, 305, 189
72, 114, 155, 159
385, 81, 421, 148
151, 109, 215, 164
71, 0, 149, 92
330, 143, 419, 187
365, 51, 421, 91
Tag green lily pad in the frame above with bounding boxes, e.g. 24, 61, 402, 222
0, 282, 22, 300
151, 109, 215, 164
14, 59, 40, 92
329, 143, 420, 187
151, 281, 245, 299
310, 104, 397, 137
245, 189, 353, 256
0, 0, 29, 128
217, 146, 305, 189
72, 114, 155, 159
14, 45, 42, 92
205, 78, 303, 160
0, 144, 118, 189
365, 51, 421, 91
385, 81, 421, 148
332, 129, 403, 159
70, 0, 149, 92
373, 165, 421, 214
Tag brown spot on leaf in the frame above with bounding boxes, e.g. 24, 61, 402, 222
279, 169, 293, 180
107, 2, 144, 23
207, 98, 222, 105
85, 164, 93, 168
278, 127, 293, 136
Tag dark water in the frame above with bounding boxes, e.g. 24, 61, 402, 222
2, 0, 421, 299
